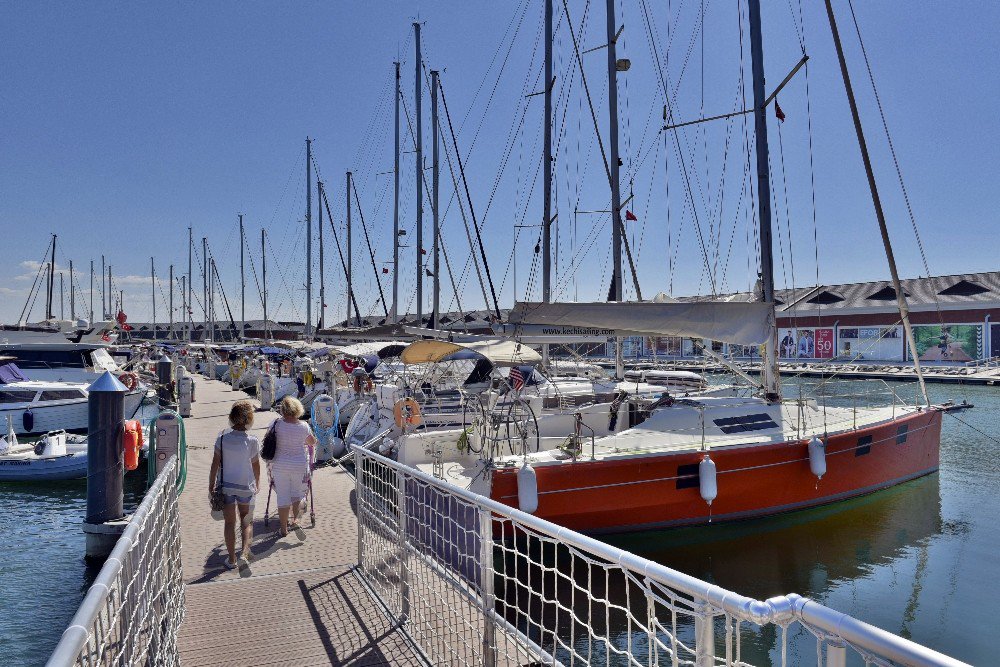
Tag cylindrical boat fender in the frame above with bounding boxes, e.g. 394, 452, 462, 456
124, 419, 143, 471
699, 455, 717, 506
808, 435, 826, 480
517, 463, 539, 514
22, 409, 34, 434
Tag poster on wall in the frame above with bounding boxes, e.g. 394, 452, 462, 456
838, 326, 903, 361
814, 328, 834, 358
910, 325, 983, 362
777, 328, 821, 358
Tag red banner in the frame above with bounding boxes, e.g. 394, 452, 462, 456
815, 328, 834, 359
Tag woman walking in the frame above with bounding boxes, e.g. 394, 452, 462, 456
208, 400, 261, 568
268, 396, 316, 536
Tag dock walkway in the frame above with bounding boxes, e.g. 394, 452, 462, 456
175, 377, 422, 666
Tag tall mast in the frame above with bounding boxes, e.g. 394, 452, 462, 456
392, 61, 401, 324
414, 21, 424, 324
318, 181, 325, 330
747, 0, 781, 401
187, 228, 193, 341
89, 260, 94, 323
824, 0, 928, 405
542, 0, 553, 304
209, 257, 215, 342
305, 137, 313, 338
202, 237, 208, 337
430, 70, 441, 330
100, 255, 106, 319
59, 271, 64, 320
169, 264, 174, 339
108, 265, 112, 317
261, 229, 269, 339
605, 1, 623, 303
239, 214, 245, 341
151, 257, 156, 340
69, 259, 75, 320
47, 234, 57, 320
346, 171, 355, 326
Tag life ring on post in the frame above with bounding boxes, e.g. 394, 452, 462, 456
393, 397, 423, 428
118, 372, 139, 391
124, 419, 143, 471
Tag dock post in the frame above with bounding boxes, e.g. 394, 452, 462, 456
478, 506, 497, 667
156, 355, 176, 411
82, 371, 128, 562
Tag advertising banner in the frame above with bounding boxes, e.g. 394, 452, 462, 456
910, 325, 983, 361
814, 328, 834, 359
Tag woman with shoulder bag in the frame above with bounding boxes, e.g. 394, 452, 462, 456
267, 396, 317, 537
208, 400, 261, 568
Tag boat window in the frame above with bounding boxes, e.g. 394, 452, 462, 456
713, 413, 779, 434
40, 390, 85, 401
675, 463, 700, 489
896, 424, 908, 444
855, 435, 873, 456
0, 391, 37, 404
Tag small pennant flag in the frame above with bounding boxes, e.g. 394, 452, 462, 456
509, 366, 524, 391
382, 267, 389, 274
625, 209, 638, 221
774, 99, 786, 122
420, 248, 427, 255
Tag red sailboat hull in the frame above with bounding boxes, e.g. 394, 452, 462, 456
490, 408, 942, 534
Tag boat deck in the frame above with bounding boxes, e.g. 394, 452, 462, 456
176, 376, 424, 666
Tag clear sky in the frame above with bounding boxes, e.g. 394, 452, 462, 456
1, 1, 997, 326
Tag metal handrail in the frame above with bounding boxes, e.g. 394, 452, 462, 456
352, 444, 969, 667
46, 456, 182, 666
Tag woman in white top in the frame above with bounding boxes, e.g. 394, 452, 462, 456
270, 396, 317, 536
208, 401, 261, 568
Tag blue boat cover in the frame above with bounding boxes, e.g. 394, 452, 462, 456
0, 363, 27, 384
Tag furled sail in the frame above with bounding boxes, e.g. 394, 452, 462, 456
508, 301, 774, 345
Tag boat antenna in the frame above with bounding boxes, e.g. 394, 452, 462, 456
824, 0, 928, 405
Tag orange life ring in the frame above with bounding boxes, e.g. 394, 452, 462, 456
124, 419, 143, 471
118, 372, 139, 391
393, 397, 423, 428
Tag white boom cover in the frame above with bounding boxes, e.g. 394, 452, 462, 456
509, 301, 773, 345
401, 338, 542, 366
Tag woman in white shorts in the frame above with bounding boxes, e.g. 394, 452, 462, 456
208, 400, 260, 568
270, 396, 317, 536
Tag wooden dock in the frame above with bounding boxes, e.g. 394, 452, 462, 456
175, 376, 424, 666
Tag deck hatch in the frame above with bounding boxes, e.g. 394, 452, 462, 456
713, 413, 779, 434
895, 424, 908, 444
855, 435, 873, 456
676, 463, 700, 489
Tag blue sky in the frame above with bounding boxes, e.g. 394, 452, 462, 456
1, 2, 997, 325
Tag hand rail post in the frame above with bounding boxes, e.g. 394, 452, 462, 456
356, 453, 366, 570
826, 638, 847, 667
694, 601, 715, 667
395, 467, 410, 621
478, 506, 497, 667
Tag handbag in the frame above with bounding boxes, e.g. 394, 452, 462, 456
261, 421, 277, 461
210, 433, 227, 511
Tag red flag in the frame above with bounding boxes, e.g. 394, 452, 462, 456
420, 248, 427, 255
774, 99, 786, 122
101, 333, 111, 342
122, 323, 133, 331
625, 209, 638, 221
509, 367, 524, 391
382, 267, 389, 274
116, 310, 128, 325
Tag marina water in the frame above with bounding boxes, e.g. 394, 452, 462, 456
3, 382, 997, 666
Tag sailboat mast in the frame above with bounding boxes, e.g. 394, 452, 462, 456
430, 69, 440, 330
318, 182, 325, 330
69, 260, 75, 320
59, 271, 64, 320
100, 256, 106, 319
747, 0, 781, 401
346, 171, 354, 326
542, 0, 554, 304
202, 237, 208, 335
151, 257, 156, 340
823, 0, 929, 405
89, 260, 94, 323
392, 61, 401, 324
187, 227, 193, 341
414, 21, 424, 325
47, 234, 57, 320
305, 137, 313, 339
169, 264, 174, 339
605, 1, 623, 303
262, 229, 269, 339
108, 265, 112, 318
239, 214, 245, 341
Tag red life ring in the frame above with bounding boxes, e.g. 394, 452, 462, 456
118, 372, 139, 391
124, 419, 143, 471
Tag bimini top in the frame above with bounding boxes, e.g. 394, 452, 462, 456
338, 341, 408, 359
401, 339, 541, 367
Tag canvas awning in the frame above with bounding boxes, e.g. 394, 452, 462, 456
401, 339, 541, 366
508, 301, 774, 345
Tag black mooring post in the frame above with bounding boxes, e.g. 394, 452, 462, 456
157, 354, 175, 410
86, 371, 126, 526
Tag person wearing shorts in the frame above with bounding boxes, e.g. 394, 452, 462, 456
270, 396, 317, 536
209, 401, 261, 568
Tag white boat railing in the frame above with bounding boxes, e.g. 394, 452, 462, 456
352, 444, 968, 667
46, 457, 184, 667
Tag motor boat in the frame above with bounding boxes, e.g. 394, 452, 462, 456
0, 426, 88, 482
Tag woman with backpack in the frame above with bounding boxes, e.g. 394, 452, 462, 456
208, 400, 261, 568
262, 395, 316, 537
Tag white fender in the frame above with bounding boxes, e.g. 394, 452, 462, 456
178, 376, 193, 418
808, 435, 826, 480
517, 463, 539, 514
259, 374, 276, 410
699, 455, 717, 506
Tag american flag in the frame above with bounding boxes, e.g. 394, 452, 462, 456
509, 367, 524, 391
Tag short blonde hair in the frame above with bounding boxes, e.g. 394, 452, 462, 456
278, 395, 305, 419
229, 400, 255, 430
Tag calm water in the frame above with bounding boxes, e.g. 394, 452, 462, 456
2, 384, 997, 665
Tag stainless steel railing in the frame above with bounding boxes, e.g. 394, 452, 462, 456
352, 444, 968, 667
46, 457, 184, 667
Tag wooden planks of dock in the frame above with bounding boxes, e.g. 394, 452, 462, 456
175, 377, 424, 666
